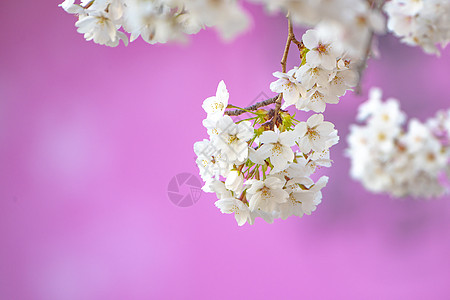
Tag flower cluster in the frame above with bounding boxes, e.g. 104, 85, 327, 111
60, 0, 389, 56
193, 27, 363, 226
251, 0, 386, 57
347, 88, 450, 198
59, 0, 249, 46
384, 0, 450, 55
270, 29, 359, 113
194, 81, 339, 225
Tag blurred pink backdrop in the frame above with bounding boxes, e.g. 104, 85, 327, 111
1, 1, 450, 299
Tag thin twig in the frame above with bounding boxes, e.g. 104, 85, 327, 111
273, 15, 296, 129
280, 15, 295, 73
272, 94, 283, 130
225, 13, 301, 126
225, 95, 280, 116
262, 110, 278, 128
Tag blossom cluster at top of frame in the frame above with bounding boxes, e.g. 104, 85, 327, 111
60, 0, 450, 57
347, 88, 450, 198
384, 0, 450, 55
250, 0, 386, 57
59, 0, 249, 46
59, 0, 386, 55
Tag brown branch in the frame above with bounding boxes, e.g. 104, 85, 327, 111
225, 14, 301, 127
280, 16, 295, 73
292, 37, 302, 49
224, 95, 280, 116
273, 15, 297, 129
272, 94, 282, 129
262, 109, 283, 129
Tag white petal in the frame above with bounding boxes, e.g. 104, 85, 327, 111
302, 30, 319, 49
295, 122, 307, 136
307, 114, 324, 127
259, 131, 279, 144
306, 51, 321, 66
320, 54, 337, 70
249, 147, 266, 164
280, 131, 297, 146
216, 80, 229, 105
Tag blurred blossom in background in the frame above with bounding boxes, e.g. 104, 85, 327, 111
1, 1, 450, 299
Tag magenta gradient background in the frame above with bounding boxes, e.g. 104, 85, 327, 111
1, 1, 450, 299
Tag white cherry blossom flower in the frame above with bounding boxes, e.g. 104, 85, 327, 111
213, 115, 253, 163
278, 187, 306, 220
203, 179, 232, 198
302, 29, 342, 70
123, 0, 182, 44
250, 209, 275, 224
215, 198, 251, 226
273, 156, 312, 178
75, 12, 122, 46
295, 114, 337, 153
369, 123, 398, 154
248, 147, 266, 165
225, 170, 245, 195
305, 149, 333, 174
295, 64, 332, 90
413, 139, 447, 175
297, 86, 340, 113
177, 13, 204, 35
246, 177, 288, 212
59, 0, 84, 14
194, 139, 228, 181
256, 130, 297, 173
404, 119, 431, 152
367, 98, 406, 129
279, 176, 327, 219
184, 0, 250, 41
270, 68, 305, 109
328, 69, 358, 96
202, 117, 221, 138
297, 176, 328, 215
202, 80, 229, 121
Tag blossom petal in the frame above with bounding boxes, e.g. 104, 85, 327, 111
302, 29, 319, 49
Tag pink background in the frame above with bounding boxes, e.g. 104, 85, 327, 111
1, 1, 450, 299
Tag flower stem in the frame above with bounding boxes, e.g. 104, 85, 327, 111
225, 96, 280, 116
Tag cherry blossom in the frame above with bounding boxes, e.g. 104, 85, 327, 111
256, 130, 296, 173
302, 29, 342, 70
246, 177, 289, 212
215, 198, 252, 226
385, 0, 450, 54
295, 114, 338, 154
347, 88, 450, 198
202, 80, 229, 121
270, 69, 305, 109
